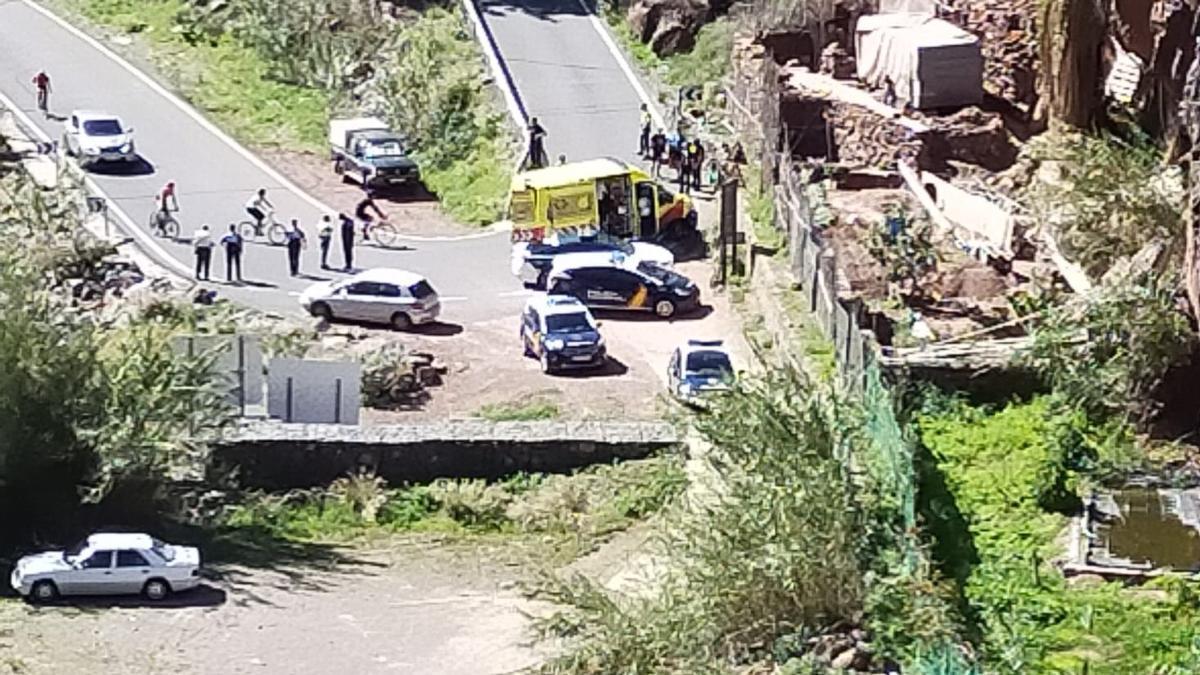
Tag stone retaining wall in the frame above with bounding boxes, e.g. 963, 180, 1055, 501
214, 420, 681, 488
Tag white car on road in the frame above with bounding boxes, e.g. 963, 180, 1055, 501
62, 110, 137, 167
300, 268, 441, 330
511, 234, 674, 288
10, 532, 202, 603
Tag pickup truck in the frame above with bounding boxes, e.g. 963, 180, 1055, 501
329, 117, 420, 189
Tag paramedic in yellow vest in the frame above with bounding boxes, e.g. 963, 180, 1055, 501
638, 103, 652, 157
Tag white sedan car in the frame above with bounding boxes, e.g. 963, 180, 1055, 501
511, 235, 674, 288
10, 532, 201, 603
62, 110, 137, 167
299, 268, 441, 330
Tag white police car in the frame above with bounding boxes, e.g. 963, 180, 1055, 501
520, 295, 607, 374
667, 339, 735, 405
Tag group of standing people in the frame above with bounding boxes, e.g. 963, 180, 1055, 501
638, 104, 706, 194
187, 188, 387, 284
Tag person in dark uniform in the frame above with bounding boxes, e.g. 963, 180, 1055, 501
284, 219, 307, 277
649, 128, 667, 178
526, 117, 548, 169
689, 138, 705, 191
339, 213, 356, 271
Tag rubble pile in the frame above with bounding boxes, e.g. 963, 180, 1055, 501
826, 102, 1014, 172
825, 100, 922, 169
939, 0, 1041, 113
918, 106, 1017, 171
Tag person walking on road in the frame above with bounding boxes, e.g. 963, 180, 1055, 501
318, 214, 334, 269
649, 128, 666, 177
221, 224, 243, 282
285, 219, 307, 277
192, 224, 214, 281
31, 71, 51, 117
526, 117, 548, 169
339, 213, 355, 271
638, 103, 652, 157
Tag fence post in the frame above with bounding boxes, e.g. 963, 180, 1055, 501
334, 378, 343, 424
285, 377, 294, 423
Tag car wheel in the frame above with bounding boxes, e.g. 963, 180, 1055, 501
30, 580, 58, 603
391, 312, 412, 331
654, 299, 677, 318
143, 578, 171, 601
540, 351, 553, 374
310, 302, 333, 321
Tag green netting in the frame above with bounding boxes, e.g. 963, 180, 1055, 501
861, 362, 979, 675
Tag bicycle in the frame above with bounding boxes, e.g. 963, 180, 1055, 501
361, 218, 401, 249
147, 206, 180, 239
237, 210, 287, 246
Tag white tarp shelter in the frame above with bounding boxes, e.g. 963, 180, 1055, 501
855, 13, 983, 109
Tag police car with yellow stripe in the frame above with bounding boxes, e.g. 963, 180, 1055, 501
520, 295, 607, 374
545, 255, 699, 319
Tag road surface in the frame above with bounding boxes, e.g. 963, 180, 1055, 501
0, 0, 524, 322
478, 0, 653, 164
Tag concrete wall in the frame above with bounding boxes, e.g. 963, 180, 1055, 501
214, 420, 680, 489
267, 358, 360, 425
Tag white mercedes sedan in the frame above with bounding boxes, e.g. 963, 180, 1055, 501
10, 532, 201, 603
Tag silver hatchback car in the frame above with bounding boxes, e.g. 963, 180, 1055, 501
299, 268, 441, 330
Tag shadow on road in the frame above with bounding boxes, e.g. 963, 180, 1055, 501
21, 583, 228, 612
410, 321, 464, 337
481, 0, 592, 23
593, 304, 714, 323
553, 355, 629, 378
86, 157, 155, 177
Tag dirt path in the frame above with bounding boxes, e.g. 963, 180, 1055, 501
0, 540, 541, 675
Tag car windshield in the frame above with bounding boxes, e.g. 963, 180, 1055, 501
686, 350, 732, 377
546, 312, 592, 333
409, 280, 435, 299
637, 261, 687, 287
151, 538, 175, 561
82, 119, 123, 136
364, 141, 404, 158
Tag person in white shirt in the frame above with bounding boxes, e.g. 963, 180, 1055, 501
192, 223, 214, 280
244, 188, 274, 231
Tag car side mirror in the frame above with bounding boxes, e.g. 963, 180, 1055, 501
125, 127, 135, 133
595, 321, 603, 328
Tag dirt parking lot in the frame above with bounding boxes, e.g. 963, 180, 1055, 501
0, 540, 540, 675
356, 258, 752, 422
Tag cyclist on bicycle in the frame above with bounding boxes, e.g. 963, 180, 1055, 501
355, 190, 386, 241
244, 188, 274, 232
150, 181, 179, 236
31, 71, 51, 116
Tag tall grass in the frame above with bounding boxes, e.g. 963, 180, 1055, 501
536, 374, 869, 673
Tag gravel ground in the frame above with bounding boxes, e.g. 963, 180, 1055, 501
0, 541, 542, 675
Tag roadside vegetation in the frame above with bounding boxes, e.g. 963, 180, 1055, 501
212, 456, 686, 564
59, 0, 515, 224
916, 395, 1200, 674
601, 4, 734, 93
535, 373, 966, 673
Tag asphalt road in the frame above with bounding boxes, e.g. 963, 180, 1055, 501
0, 0, 524, 322
478, 0, 653, 164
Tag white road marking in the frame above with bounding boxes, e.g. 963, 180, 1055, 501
0, 89, 194, 278
438, 296, 469, 302
496, 289, 531, 297
19, 0, 517, 245
576, 0, 666, 130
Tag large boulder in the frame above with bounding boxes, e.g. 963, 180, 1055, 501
627, 0, 724, 56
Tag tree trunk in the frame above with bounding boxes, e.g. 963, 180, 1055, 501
1039, 0, 1105, 129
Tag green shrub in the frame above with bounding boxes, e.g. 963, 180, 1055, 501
537, 375, 868, 673
428, 479, 513, 530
